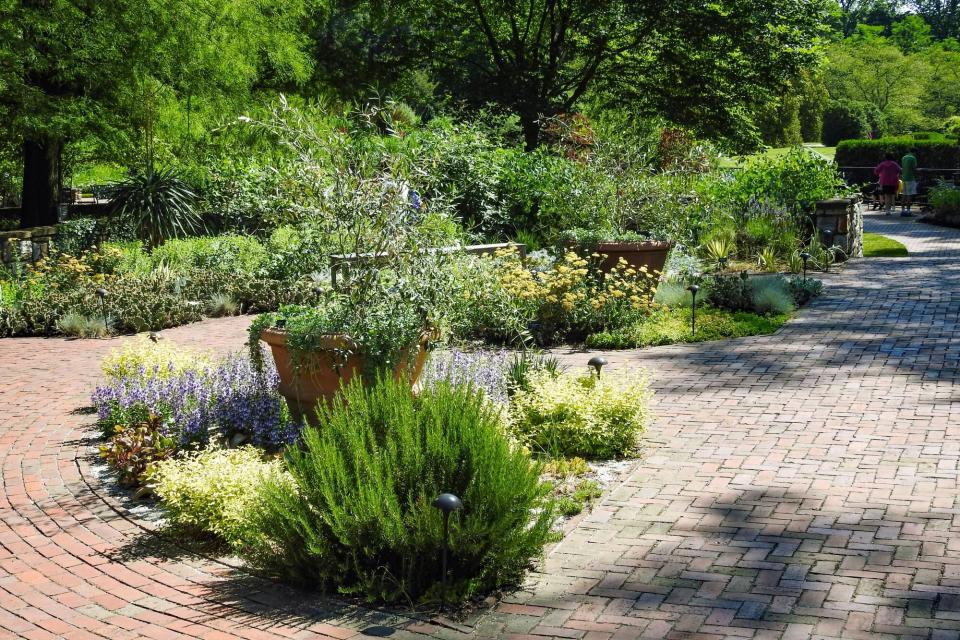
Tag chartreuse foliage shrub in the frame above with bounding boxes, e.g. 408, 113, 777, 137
101, 335, 213, 380
151, 447, 292, 550
509, 369, 651, 459
585, 307, 789, 349
244, 376, 554, 604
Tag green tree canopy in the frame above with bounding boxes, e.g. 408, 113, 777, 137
826, 38, 929, 133
913, 0, 960, 39
0, 0, 314, 228
891, 15, 934, 52
404, 0, 829, 151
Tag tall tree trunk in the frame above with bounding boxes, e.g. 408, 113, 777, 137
521, 113, 541, 151
20, 138, 61, 229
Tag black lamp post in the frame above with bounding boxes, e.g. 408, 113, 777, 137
433, 493, 463, 613
588, 356, 608, 378
799, 252, 811, 281
687, 284, 700, 336
821, 228, 833, 248
718, 256, 729, 272
95, 288, 108, 330
821, 230, 833, 273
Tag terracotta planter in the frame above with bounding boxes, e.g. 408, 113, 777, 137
594, 241, 673, 277
259, 328, 432, 422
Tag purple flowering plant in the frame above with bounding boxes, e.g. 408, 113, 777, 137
91, 350, 300, 450
421, 348, 510, 405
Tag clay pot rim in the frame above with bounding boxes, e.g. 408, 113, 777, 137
260, 326, 439, 351
594, 240, 675, 250
260, 328, 358, 351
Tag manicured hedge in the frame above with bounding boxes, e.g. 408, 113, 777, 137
835, 138, 960, 169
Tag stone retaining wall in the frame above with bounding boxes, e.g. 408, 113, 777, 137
1, 226, 58, 267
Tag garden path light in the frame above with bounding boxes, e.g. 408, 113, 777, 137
800, 252, 811, 281
433, 493, 463, 613
687, 284, 700, 336
587, 356, 608, 377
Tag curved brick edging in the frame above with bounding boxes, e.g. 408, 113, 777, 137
4, 214, 960, 639
0, 317, 438, 640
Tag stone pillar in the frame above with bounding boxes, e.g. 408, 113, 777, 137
814, 197, 863, 260
0, 231, 30, 267
30, 226, 58, 262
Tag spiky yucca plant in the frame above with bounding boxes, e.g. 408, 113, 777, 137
111, 168, 203, 247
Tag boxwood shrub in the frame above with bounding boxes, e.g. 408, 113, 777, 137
835, 138, 960, 169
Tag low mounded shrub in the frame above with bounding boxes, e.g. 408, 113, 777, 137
786, 276, 823, 306
244, 376, 554, 604
99, 415, 178, 487
151, 446, 292, 550
509, 369, 651, 459
58, 311, 111, 338
749, 277, 795, 315
930, 183, 960, 215
706, 272, 752, 311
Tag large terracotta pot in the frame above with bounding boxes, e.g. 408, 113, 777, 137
595, 241, 673, 277
259, 328, 432, 422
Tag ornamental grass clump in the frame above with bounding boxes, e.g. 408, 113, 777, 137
510, 369, 652, 459
151, 446, 293, 550
244, 376, 555, 605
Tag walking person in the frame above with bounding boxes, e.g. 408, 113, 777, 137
900, 149, 918, 216
874, 153, 901, 216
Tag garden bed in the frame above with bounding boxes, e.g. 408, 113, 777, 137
90, 339, 656, 614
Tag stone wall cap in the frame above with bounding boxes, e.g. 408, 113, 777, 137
816, 197, 859, 207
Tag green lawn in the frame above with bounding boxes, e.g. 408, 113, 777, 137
70, 163, 126, 188
720, 144, 835, 168
585, 306, 789, 349
863, 232, 908, 257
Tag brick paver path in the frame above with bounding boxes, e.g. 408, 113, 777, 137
2, 213, 959, 639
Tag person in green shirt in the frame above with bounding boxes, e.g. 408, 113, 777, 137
901, 150, 918, 216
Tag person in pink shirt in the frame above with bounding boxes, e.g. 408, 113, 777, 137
874, 154, 901, 215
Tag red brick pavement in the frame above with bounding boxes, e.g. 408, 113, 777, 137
2, 213, 960, 639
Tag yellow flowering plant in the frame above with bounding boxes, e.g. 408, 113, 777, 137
493, 247, 658, 343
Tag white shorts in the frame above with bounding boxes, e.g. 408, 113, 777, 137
903, 181, 918, 196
